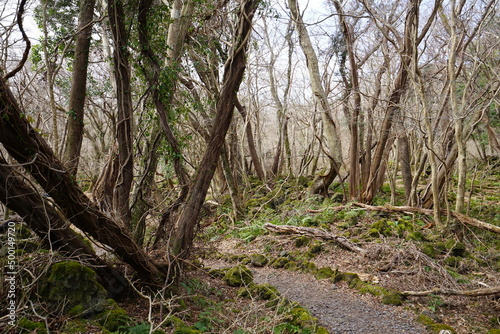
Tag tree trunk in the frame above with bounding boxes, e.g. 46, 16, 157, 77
108, 0, 134, 227
172, 0, 258, 257
0, 158, 129, 295
62, 0, 97, 175
235, 99, 265, 181
332, 0, 362, 200
289, 0, 344, 194
0, 77, 163, 283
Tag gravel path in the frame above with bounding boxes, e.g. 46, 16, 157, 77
251, 267, 428, 334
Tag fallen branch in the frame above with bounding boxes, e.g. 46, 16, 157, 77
263, 223, 366, 254
402, 285, 500, 297
351, 203, 500, 235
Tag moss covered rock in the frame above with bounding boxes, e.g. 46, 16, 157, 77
39, 261, 107, 315
294, 236, 311, 248
270, 257, 289, 268
381, 290, 403, 306
486, 330, 500, 334
314, 266, 336, 279
249, 253, 268, 267
223, 265, 253, 287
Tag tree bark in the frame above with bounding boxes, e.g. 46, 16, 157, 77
172, 0, 258, 257
107, 0, 134, 226
0, 77, 163, 283
62, 0, 97, 175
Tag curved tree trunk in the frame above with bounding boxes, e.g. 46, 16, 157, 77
172, 0, 258, 257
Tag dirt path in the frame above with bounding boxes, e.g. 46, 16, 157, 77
207, 260, 428, 333
251, 267, 428, 333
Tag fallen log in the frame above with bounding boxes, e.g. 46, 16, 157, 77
402, 285, 500, 297
351, 203, 500, 235
263, 223, 366, 254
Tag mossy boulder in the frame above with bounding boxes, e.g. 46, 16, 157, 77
284, 260, 299, 271
341, 272, 360, 284
294, 236, 311, 247
417, 314, 456, 333
299, 261, 318, 274
249, 253, 268, 267
314, 266, 336, 279
445, 240, 467, 257
381, 290, 403, 306
38, 261, 107, 315
270, 257, 289, 268
358, 284, 384, 297
223, 265, 253, 287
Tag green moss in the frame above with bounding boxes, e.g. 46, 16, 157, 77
249, 253, 268, 267
299, 261, 317, 274
314, 266, 336, 279
358, 284, 384, 297
223, 265, 253, 287
61, 319, 88, 333
18, 318, 47, 334
315, 327, 329, 334
421, 243, 437, 258
417, 314, 456, 333
348, 277, 366, 290
97, 306, 128, 331
381, 290, 403, 306
39, 261, 107, 315
270, 257, 289, 268
486, 330, 500, 334
294, 236, 311, 247
369, 220, 393, 237
289, 306, 317, 327
308, 242, 323, 255
341, 272, 360, 284
406, 231, 427, 242
284, 260, 298, 271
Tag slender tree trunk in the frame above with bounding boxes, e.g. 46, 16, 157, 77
62, 0, 97, 175
172, 0, 258, 257
235, 99, 265, 181
107, 0, 134, 226
332, 0, 361, 200
289, 0, 343, 194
